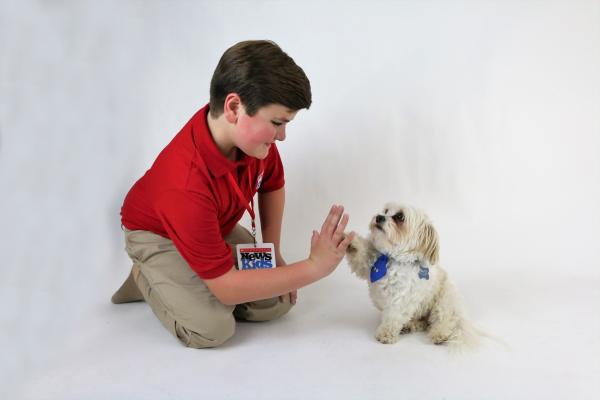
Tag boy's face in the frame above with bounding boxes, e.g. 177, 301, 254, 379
235, 103, 297, 159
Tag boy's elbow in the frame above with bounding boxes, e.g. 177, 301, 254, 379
217, 295, 237, 307
210, 286, 237, 306
216, 290, 238, 306
204, 268, 239, 306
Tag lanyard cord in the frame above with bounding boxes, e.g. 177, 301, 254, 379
227, 160, 263, 244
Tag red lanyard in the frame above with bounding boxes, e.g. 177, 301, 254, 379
227, 161, 262, 242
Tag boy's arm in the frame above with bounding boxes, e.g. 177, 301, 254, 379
204, 260, 316, 306
203, 205, 355, 306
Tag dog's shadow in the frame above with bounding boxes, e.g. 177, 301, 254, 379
222, 299, 436, 348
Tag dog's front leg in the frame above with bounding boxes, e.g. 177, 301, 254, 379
345, 235, 377, 281
375, 307, 413, 344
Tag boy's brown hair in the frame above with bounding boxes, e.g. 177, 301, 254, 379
209, 40, 312, 117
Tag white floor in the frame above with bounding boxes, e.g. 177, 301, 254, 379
2, 1, 599, 398
5, 259, 599, 400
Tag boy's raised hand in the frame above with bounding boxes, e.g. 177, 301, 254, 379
308, 205, 355, 279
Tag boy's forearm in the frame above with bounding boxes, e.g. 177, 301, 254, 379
216, 260, 318, 305
207, 204, 352, 305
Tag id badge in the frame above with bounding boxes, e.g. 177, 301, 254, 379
236, 243, 276, 270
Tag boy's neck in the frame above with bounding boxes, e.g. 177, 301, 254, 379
207, 112, 238, 161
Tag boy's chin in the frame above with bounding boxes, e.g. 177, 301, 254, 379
252, 145, 271, 159
239, 143, 271, 160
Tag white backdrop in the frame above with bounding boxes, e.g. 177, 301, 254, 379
2, 1, 599, 399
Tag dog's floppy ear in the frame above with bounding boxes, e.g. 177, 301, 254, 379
416, 222, 439, 265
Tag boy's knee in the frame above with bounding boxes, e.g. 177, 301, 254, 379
175, 317, 235, 349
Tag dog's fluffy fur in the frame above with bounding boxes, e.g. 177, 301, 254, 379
346, 203, 478, 349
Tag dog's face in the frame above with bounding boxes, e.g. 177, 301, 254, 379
369, 203, 439, 265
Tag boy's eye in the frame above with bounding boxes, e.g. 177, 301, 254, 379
271, 121, 283, 127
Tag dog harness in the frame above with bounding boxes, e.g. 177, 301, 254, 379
370, 254, 430, 282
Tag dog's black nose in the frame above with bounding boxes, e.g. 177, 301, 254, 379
375, 215, 386, 224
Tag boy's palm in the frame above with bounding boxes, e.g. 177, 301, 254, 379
309, 205, 355, 278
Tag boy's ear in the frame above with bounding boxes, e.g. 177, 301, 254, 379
223, 93, 242, 124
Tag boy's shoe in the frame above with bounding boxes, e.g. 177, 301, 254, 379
111, 265, 144, 304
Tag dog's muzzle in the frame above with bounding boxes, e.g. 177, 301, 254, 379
374, 215, 386, 230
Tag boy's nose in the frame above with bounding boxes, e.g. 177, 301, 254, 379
276, 127, 286, 141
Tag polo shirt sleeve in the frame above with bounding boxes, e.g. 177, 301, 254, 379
258, 143, 285, 193
154, 189, 233, 279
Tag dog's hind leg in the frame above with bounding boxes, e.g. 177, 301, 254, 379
427, 281, 464, 345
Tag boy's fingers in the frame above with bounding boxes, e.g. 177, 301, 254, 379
320, 205, 337, 234
338, 231, 356, 250
332, 214, 349, 243
325, 205, 344, 236
311, 230, 319, 247
336, 214, 349, 234
321, 205, 339, 236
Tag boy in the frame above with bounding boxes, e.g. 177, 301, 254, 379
111, 40, 355, 348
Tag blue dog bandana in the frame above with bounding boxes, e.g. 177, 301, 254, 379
370, 254, 389, 282
371, 254, 430, 282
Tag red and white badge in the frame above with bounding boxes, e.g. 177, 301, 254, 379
236, 243, 276, 270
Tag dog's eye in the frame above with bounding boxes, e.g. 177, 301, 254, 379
392, 212, 405, 223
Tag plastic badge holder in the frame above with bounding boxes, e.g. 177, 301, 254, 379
236, 243, 276, 270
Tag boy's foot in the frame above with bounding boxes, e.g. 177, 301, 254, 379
111, 265, 144, 304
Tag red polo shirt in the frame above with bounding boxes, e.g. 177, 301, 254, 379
121, 104, 285, 279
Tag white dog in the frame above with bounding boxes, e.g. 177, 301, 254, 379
346, 203, 478, 348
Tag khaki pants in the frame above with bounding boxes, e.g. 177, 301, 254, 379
112, 224, 293, 348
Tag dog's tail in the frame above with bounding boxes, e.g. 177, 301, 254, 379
446, 319, 509, 353
445, 318, 481, 353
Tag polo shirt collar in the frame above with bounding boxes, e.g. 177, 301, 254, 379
193, 104, 253, 177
